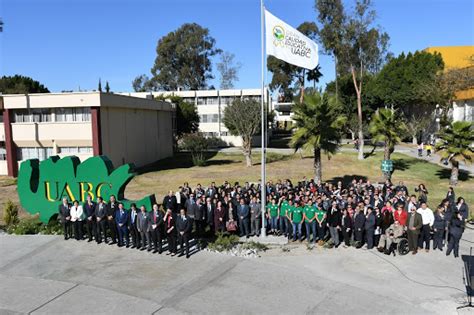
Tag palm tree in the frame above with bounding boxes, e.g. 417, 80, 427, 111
290, 92, 346, 182
435, 121, 474, 186
369, 108, 407, 180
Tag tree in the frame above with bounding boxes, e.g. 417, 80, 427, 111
267, 22, 322, 102
132, 74, 152, 92
180, 133, 212, 166
98, 78, 102, 92
369, 108, 407, 180
154, 95, 199, 138
150, 23, 221, 91
435, 121, 474, 186
315, 0, 345, 100
105, 81, 110, 93
338, 0, 391, 160
290, 92, 346, 182
217, 51, 241, 89
374, 51, 444, 143
223, 99, 261, 167
0, 75, 49, 93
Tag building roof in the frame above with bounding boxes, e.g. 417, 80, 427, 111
0, 92, 174, 111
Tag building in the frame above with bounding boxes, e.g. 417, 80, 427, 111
121, 88, 272, 147
425, 45, 474, 122
0, 92, 175, 177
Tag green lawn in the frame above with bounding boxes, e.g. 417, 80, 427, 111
1, 150, 472, 224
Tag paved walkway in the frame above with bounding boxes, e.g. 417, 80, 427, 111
1, 230, 473, 314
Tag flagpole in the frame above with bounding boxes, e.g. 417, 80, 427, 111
260, 0, 267, 238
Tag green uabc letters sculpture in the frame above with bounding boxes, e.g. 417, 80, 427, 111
17, 155, 155, 223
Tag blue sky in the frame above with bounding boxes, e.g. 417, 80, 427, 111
1, 0, 473, 93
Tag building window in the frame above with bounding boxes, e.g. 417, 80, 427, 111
203, 132, 218, 137
220, 131, 229, 136
13, 109, 52, 123
17, 147, 53, 161
197, 98, 206, 105
55, 108, 91, 122
206, 97, 218, 105
0, 145, 6, 161
60, 146, 93, 154
200, 114, 218, 123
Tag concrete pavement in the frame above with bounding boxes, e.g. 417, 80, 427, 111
1, 230, 473, 315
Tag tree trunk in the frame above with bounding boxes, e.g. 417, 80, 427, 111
412, 135, 417, 145
351, 67, 364, 160
242, 137, 252, 167
314, 147, 322, 183
450, 160, 459, 186
299, 69, 305, 104
383, 142, 391, 181
350, 131, 355, 140
334, 55, 338, 103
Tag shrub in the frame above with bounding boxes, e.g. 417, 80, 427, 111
3, 200, 19, 226
208, 232, 240, 252
179, 133, 212, 166
7, 217, 42, 235
39, 219, 62, 235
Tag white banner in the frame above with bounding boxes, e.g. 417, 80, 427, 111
265, 9, 318, 70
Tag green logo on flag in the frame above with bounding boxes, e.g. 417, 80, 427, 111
273, 25, 285, 41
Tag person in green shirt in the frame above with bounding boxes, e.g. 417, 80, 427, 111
266, 198, 279, 234
303, 200, 317, 244
290, 200, 304, 242
315, 204, 327, 244
285, 199, 295, 240
279, 197, 289, 237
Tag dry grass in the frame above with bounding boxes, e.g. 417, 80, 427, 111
1, 151, 472, 224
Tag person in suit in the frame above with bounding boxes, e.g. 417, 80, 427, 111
407, 205, 423, 254
137, 205, 150, 250
177, 208, 193, 258
128, 203, 140, 249
353, 207, 366, 247
364, 207, 376, 249
194, 198, 206, 239
94, 197, 107, 244
433, 206, 447, 251
70, 200, 84, 240
213, 201, 227, 234
204, 197, 215, 235
249, 196, 261, 237
58, 197, 71, 240
326, 201, 342, 247
106, 195, 118, 245
162, 191, 178, 214
114, 203, 129, 247
341, 208, 353, 247
83, 195, 96, 242
164, 209, 177, 256
149, 204, 164, 253
456, 197, 469, 222
237, 198, 250, 238
446, 210, 465, 258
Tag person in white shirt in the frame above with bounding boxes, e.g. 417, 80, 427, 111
70, 200, 84, 240
416, 202, 434, 252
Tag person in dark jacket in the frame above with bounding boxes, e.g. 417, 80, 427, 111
94, 197, 107, 244
446, 187, 455, 205
58, 197, 71, 240
106, 195, 118, 245
162, 191, 178, 214
433, 206, 447, 251
237, 198, 250, 238
456, 197, 469, 222
149, 204, 164, 253
194, 198, 206, 239
353, 207, 366, 248
177, 208, 193, 258
204, 197, 215, 234
137, 205, 150, 250
83, 195, 96, 242
341, 208, 353, 247
407, 206, 423, 254
326, 201, 342, 247
128, 203, 140, 248
164, 209, 177, 256
364, 207, 376, 249
446, 210, 465, 258
114, 203, 129, 247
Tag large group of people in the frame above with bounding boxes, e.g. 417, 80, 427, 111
58, 177, 470, 259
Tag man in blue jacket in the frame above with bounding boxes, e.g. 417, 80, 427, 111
237, 198, 250, 238
364, 207, 376, 249
115, 203, 129, 247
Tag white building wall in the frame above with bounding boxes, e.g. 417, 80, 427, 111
0, 161, 7, 175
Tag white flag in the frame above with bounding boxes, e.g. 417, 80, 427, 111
265, 9, 318, 70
